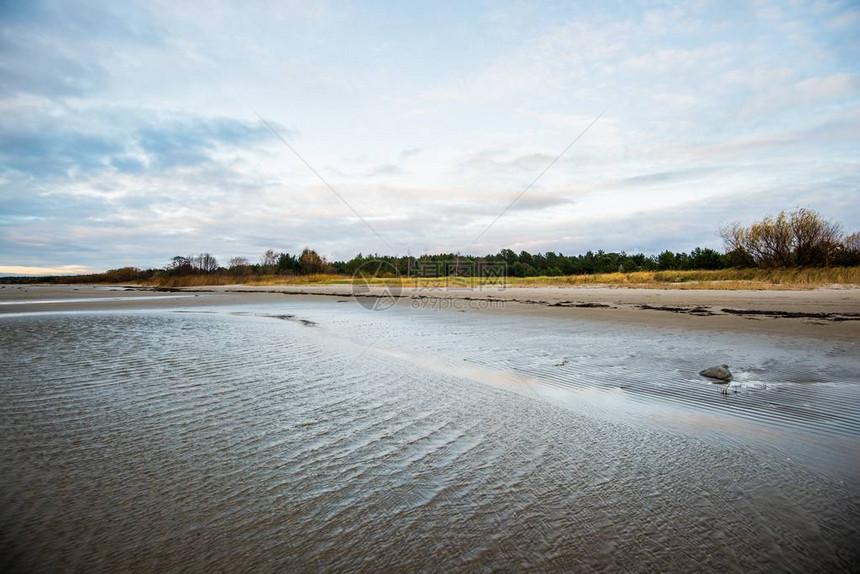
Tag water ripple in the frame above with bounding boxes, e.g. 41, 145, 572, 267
0, 307, 858, 572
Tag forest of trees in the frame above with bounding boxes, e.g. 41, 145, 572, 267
4, 209, 857, 284
148, 209, 857, 279
329, 246, 728, 278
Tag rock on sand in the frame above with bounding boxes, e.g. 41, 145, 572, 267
699, 365, 732, 382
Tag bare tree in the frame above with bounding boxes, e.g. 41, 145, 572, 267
229, 256, 249, 268
260, 249, 279, 270
721, 208, 846, 267
844, 232, 860, 255
189, 253, 218, 272
169, 256, 190, 270
841, 232, 860, 266
791, 208, 841, 266
167, 256, 193, 275
749, 212, 793, 267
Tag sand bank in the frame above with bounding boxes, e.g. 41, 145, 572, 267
199, 284, 860, 339
2, 283, 858, 340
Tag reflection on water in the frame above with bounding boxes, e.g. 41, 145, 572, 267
1, 301, 858, 572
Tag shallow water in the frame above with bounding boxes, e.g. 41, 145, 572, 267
1, 298, 858, 572
0, 295, 195, 305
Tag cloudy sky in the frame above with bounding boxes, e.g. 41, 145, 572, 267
1, 0, 858, 274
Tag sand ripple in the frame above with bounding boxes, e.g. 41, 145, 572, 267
1, 308, 858, 572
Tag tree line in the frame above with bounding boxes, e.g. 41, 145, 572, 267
166, 248, 332, 276
3, 208, 857, 284
156, 208, 855, 279
152, 245, 729, 279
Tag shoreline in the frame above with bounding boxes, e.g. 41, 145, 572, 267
217, 284, 860, 341
2, 283, 859, 341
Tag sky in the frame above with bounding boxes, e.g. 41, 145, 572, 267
1, 0, 859, 274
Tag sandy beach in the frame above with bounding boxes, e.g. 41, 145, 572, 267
6, 285, 858, 573
3, 282, 860, 571
2, 283, 859, 340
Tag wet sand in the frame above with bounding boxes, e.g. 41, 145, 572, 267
215, 282, 860, 317
2, 283, 859, 340
2, 285, 860, 572
2, 283, 859, 571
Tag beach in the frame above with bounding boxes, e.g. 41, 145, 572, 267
218, 283, 860, 337
6, 283, 856, 339
2, 283, 859, 571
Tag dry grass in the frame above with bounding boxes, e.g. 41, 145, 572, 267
146, 273, 341, 288
145, 267, 860, 290
506, 267, 860, 289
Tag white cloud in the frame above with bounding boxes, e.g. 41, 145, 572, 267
1, 0, 858, 270
795, 73, 860, 100
0, 265, 91, 275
